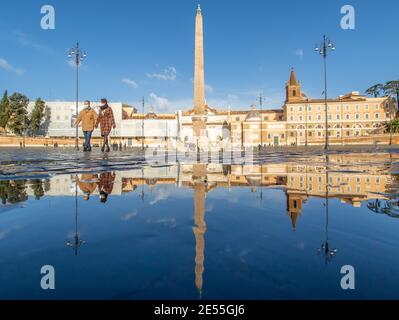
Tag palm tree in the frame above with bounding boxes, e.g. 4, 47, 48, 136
386, 118, 399, 133
365, 84, 384, 97
384, 80, 399, 112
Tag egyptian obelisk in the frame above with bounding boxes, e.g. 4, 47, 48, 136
193, 4, 207, 138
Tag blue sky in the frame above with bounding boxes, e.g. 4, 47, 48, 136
0, 0, 398, 112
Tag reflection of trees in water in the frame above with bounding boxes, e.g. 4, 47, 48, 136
0, 179, 50, 204
0, 180, 28, 205
29, 179, 46, 200
367, 173, 399, 218
367, 199, 399, 218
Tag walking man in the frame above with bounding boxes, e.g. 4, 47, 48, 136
75, 100, 98, 152
96, 98, 116, 153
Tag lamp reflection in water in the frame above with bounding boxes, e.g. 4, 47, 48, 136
317, 155, 337, 264
66, 174, 85, 256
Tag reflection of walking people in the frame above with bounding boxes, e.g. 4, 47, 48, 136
75, 101, 98, 152
98, 172, 115, 203
96, 98, 116, 153
77, 174, 98, 200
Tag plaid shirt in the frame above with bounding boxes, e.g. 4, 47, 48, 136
96, 106, 116, 135
98, 172, 115, 195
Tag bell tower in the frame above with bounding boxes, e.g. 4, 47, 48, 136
286, 68, 302, 103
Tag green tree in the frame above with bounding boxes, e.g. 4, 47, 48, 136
0, 180, 28, 205
8, 93, 29, 136
386, 118, 399, 133
0, 90, 10, 131
384, 80, 399, 112
365, 84, 384, 98
29, 179, 45, 200
29, 98, 46, 136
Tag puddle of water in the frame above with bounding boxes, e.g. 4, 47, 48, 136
1, 151, 399, 299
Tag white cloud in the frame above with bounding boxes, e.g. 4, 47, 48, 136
227, 94, 239, 101
149, 187, 170, 205
146, 66, 177, 81
122, 78, 138, 88
0, 58, 24, 75
149, 93, 170, 111
14, 31, 48, 52
295, 48, 304, 60
205, 84, 214, 93
121, 211, 138, 221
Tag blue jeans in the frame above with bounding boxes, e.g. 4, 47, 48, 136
83, 131, 92, 149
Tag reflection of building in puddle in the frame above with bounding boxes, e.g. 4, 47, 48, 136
10, 153, 398, 298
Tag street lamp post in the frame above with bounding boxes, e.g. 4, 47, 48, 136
389, 100, 393, 146
66, 175, 85, 256
259, 93, 263, 148
68, 42, 87, 151
315, 35, 335, 151
317, 155, 337, 264
142, 97, 145, 151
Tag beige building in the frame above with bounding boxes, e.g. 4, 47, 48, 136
284, 68, 396, 146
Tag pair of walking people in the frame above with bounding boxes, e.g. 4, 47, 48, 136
75, 98, 116, 152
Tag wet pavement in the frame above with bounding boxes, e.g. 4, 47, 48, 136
1, 148, 399, 299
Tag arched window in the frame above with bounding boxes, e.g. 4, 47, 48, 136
293, 90, 297, 97
353, 124, 362, 136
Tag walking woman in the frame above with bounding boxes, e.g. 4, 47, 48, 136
96, 98, 116, 152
